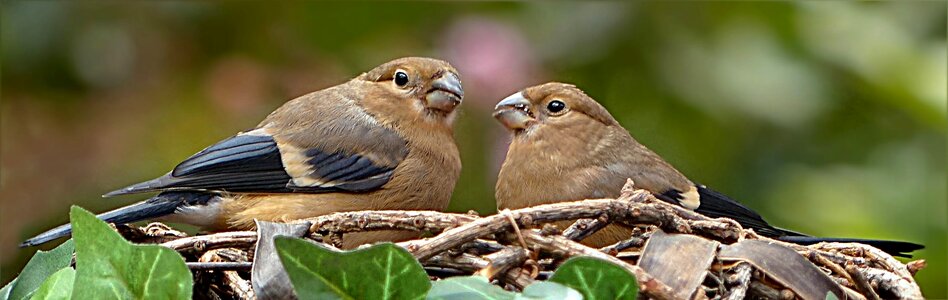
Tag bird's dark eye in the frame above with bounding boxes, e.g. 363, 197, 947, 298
394, 71, 409, 86
547, 100, 566, 113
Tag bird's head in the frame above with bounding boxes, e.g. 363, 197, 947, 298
360, 57, 464, 125
493, 82, 618, 138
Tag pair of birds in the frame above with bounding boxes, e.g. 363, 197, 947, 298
22, 57, 922, 256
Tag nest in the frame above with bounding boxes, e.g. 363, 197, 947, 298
115, 180, 926, 299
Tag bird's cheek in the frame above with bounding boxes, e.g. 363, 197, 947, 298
493, 109, 536, 131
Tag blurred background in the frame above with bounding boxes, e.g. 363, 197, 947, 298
2, 1, 945, 296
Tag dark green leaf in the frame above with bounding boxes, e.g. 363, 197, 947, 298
426, 276, 515, 300
69, 206, 192, 300
549, 257, 638, 300
8, 240, 74, 300
275, 237, 430, 300
28, 268, 74, 300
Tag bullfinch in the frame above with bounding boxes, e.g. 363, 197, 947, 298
493, 82, 922, 257
23, 57, 465, 248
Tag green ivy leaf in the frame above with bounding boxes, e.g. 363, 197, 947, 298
69, 206, 192, 300
7, 240, 74, 300
549, 257, 638, 300
1, 279, 16, 300
427, 276, 581, 300
275, 237, 430, 300
28, 268, 74, 300
520, 281, 583, 300
427, 276, 516, 300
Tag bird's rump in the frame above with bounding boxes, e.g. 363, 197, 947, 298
691, 184, 789, 238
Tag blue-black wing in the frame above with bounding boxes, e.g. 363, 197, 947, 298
104, 133, 399, 196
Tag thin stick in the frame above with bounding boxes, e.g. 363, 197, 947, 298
723, 263, 752, 300
500, 209, 530, 251
563, 217, 609, 241
847, 263, 881, 300
187, 262, 253, 270
162, 231, 257, 253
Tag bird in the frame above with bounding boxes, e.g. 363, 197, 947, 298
492, 82, 923, 257
22, 57, 465, 249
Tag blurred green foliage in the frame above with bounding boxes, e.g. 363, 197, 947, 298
1, 2, 944, 297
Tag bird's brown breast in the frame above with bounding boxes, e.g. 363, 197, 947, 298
496, 119, 695, 247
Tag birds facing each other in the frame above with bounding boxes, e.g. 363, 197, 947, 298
493, 82, 923, 257
22, 57, 465, 249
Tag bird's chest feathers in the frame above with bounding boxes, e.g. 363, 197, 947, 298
500, 124, 620, 207
382, 133, 460, 209
502, 150, 610, 207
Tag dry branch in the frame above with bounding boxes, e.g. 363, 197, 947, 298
847, 263, 882, 300
477, 246, 529, 279
117, 183, 924, 299
161, 231, 256, 254
563, 217, 610, 241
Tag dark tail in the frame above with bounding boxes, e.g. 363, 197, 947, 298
693, 184, 924, 257
692, 184, 789, 237
102, 175, 173, 197
20, 192, 213, 247
777, 236, 924, 258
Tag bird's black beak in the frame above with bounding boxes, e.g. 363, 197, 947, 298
425, 72, 463, 113
493, 92, 536, 131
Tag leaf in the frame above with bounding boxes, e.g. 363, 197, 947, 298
825, 292, 839, 300
520, 281, 583, 300
1, 279, 16, 300
28, 268, 75, 300
69, 206, 192, 300
427, 276, 582, 300
426, 276, 516, 300
275, 237, 430, 300
7, 240, 75, 300
549, 257, 638, 300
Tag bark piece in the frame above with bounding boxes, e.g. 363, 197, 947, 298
252, 220, 311, 300
719, 239, 844, 300
639, 231, 719, 300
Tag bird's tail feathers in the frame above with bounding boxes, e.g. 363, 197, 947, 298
102, 175, 174, 197
20, 192, 211, 247
692, 184, 787, 237
777, 236, 924, 258
693, 185, 923, 257
772, 226, 808, 237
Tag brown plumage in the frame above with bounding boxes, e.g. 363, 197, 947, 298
23, 57, 464, 248
493, 82, 922, 256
